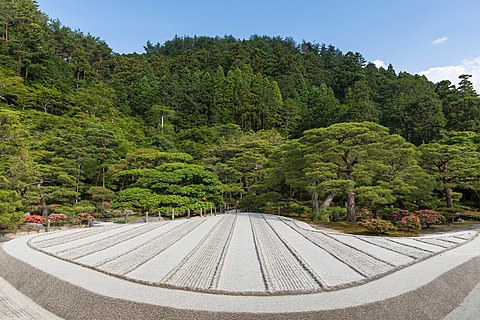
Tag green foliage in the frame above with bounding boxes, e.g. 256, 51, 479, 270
358, 219, 397, 235
308, 208, 330, 222
0, 1, 479, 221
0, 189, 23, 230
296, 122, 431, 221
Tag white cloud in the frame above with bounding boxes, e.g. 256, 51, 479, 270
373, 59, 387, 69
418, 57, 480, 91
432, 36, 448, 45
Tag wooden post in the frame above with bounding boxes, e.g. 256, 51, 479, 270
47, 217, 50, 232
187, 208, 191, 219
158, 211, 161, 219
146, 211, 149, 223
200, 208, 203, 218
210, 206, 213, 216
214, 207, 217, 216
277, 206, 280, 215
171, 208, 175, 220
124, 213, 128, 224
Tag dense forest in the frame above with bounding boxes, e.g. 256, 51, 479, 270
1, 0, 480, 230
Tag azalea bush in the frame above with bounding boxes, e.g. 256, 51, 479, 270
358, 219, 397, 235
48, 213, 67, 226
388, 209, 409, 222
25, 215, 46, 224
415, 210, 443, 227
399, 215, 421, 231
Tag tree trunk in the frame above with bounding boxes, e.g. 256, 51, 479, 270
75, 164, 81, 203
311, 191, 319, 213
37, 182, 48, 217
17, 56, 22, 77
346, 189, 356, 222
102, 165, 105, 188
445, 187, 453, 208
341, 150, 358, 222
320, 191, 336, 209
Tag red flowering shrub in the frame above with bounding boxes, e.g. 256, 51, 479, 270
25, 215, 46, 224
399, 215, 421, 230
415, 210, 442, 227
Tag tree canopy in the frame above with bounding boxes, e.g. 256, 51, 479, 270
1, 0, 480, 227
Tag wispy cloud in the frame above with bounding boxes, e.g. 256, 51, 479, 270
372, 59, 386, 69
418, 57, 480, 91
432, 36, 448, 45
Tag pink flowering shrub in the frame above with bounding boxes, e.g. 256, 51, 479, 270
48, 213, 67, 226
25, 215, 46, 224
390, 210, 409, 221
414, 210, 442, 228
399, 215, 421, 230
359, 219, 397, 234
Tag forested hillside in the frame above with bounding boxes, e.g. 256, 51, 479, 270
1, 0, 480, 230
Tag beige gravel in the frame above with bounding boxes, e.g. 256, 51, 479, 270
0, 277, 63, 320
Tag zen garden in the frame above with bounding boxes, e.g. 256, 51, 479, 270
1, 3, 480, 239
1, 1, 480, 319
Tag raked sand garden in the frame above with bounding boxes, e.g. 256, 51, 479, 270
2, 212, 480, 319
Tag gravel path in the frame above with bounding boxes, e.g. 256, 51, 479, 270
0, 277, 62, 320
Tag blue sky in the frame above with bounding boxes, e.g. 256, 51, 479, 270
37, 0, 480, 89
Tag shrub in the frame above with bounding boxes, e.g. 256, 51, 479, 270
74, 213, 92, 225
48, 213, 67, 226
328, 207, 347, 222
415, 210, 442, 227
387, 209, 409, 222
308, 208, 330, 222
399, 215, 421, 231
25, 215, 46, 224
358, 219, 397, 234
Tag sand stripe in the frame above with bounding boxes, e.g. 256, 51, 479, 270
162, 214, 237, 289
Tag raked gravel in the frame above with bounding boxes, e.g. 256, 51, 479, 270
128, 215, 221, 283
25, 212, 478, 295
0, 277, 62, 320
